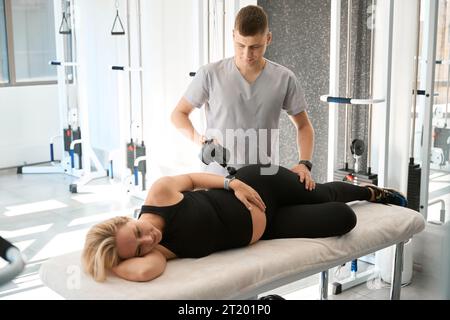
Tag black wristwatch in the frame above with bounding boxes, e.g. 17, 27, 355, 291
298, 160, 313, 172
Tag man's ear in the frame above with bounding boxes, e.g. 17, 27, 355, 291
266, 31, 272, 45
232, 29, 236, 39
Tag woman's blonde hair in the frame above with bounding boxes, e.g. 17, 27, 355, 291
82, 216, 132, 282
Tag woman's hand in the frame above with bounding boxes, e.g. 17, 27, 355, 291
229, 179, 266, 212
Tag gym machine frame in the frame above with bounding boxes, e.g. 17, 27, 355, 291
325, 0, 394, 295
18, 0, 107, 194
416, 0, 439, 220
323, 0, 384, 186
111, 0, 147, 201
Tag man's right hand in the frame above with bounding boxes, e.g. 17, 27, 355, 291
291, 163, 316, 191
170, 97, 201, 145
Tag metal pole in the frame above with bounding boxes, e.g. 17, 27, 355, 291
344, 0, 352, 170
420, 0, 439, 219
222, 0, 225, 58
380, 0, 395, 187
446, 63, 449, 128
390, 242, 404, 300
367, 0, 376, 175
126, 0, 133, 140
411, 0, 421, 159
445, 0, 449, 128
207, 0, 210, 63
69, 0, 78, 126
327, 0, 341, 181
320, 270, 329, 300
63, 2, 70, 122
137, 0, 144, 142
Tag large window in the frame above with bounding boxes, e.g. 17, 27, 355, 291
0, 0, 57, 86
0, 0, 8, 84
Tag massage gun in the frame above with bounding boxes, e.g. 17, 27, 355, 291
199, 139, 237, 176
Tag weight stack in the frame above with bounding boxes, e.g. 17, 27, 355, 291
63, 127, 72, 152
407, 159, 421, 212
334, 168, 378, 186
126, 141, 136, 172
136, 142, 147, 191
72, 127, 82, 169
136, 143, 146, 174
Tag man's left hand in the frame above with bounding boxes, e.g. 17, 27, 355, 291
291, 164, 316, 191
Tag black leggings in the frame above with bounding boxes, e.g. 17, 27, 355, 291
234, 165, 371, 239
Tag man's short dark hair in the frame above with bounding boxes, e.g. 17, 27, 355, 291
234, 5, 268, 36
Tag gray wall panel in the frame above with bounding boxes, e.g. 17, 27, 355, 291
259, 0, 330, 183
259, 0, 371, 183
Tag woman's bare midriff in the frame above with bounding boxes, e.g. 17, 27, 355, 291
249, 207, 267, 244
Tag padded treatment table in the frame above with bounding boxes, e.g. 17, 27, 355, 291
39, 202, 425, 300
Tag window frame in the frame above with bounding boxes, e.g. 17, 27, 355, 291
0, 0, 57, 87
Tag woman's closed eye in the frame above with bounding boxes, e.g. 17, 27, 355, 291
135, 226, 142, 257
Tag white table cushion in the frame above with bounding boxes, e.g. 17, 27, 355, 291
39, 202, 425, 299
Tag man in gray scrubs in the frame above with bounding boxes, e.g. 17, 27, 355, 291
171, 5, 315, 190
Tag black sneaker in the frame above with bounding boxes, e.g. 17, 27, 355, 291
259, 294, 285, 300
368, 186, 408, 207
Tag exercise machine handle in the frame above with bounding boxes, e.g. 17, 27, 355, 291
111, 65, 142, 72
0, 237, 26, 286
320, 95, 385, 105
49, 61, 77, 67
413, 90, 439, 97
321, 96, 351, 104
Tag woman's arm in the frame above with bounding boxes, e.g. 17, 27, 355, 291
155, 173, 229, 191
146, 173, 266, 211
112, 250, 167, 282
144, 173, 221, 206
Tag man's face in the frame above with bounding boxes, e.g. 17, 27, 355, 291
233, 29, 272, 67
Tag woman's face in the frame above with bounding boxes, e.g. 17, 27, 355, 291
115, 219, 162, 259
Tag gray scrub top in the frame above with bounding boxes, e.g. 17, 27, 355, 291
184, 57, 307, 170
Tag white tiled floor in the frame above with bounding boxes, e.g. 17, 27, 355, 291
0, 166, 444, 299
0, 167, 142, 299
259, 260, 443, 300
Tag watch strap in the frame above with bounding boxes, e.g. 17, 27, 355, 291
298, 160, 312, 171
224, 176, 236, 190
